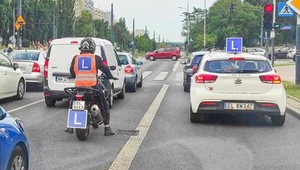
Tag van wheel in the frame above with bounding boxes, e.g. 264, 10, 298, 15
14, 79, 25, 100
45, 97, 56, 107
117, 83, 125, 99
271, 113, 285, 126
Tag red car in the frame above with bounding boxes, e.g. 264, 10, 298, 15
145, 47, 181, 61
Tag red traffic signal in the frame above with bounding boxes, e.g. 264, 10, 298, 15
264, 4, 273, 13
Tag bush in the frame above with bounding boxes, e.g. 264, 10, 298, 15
22, 39, 30, 48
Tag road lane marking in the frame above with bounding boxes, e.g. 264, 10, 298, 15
8, 99, 44, 113
153, 72, 169, 81
142, 71, 152, 79
175, 71, 183, 81
172, 61, 180, 72
109, 84, 169, 170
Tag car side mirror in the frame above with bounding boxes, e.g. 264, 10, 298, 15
155, 50, 158, 53
137, 61, 143, 65
0, 106, 7, 120
13, 63, 19, 70
109, 66, 116, 70
180, 60, 187, 64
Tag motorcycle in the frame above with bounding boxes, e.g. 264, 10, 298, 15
64, 76, 108, 141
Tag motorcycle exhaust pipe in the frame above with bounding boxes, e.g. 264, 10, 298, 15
91, 104, 103, 123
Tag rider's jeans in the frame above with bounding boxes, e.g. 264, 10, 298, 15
93, 80, 110, 125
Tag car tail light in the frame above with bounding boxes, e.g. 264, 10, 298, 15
32, 62, 40, 72
71, 41, 78, 44
229, 57, 244, 60
193, 66, 197, 72
262, 103, 277, 107
44, 59, 49, 78
124, 65, 133, 73
75, 94, 83, 100
195, 74, 218, 83
259, 74, 281, 84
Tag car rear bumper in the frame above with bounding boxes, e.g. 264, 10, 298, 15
190, 87, 286, 116
125, 74, 136, 85
24, 73, 44, 84
43, 79, 69, 99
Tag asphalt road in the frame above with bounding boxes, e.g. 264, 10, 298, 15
1, 58, 300, 170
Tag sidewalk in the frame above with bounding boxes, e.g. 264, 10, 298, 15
275, 65, 300, 115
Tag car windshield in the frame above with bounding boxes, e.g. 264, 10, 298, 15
204, 59, 272, 73
192, 55, 204, 65
10, 51, 39, 61
118, 54, 129, 65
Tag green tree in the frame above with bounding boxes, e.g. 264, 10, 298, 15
73, 11, 94, 37
57, 0, 75, 38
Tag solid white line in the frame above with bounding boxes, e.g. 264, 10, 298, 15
8, 99, 44, 113
108, 84, 169, 170
142, 71, 152, 79
172, 61, 180, 72
153, 72, 169, 81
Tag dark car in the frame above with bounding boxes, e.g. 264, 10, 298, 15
268, 45, 294, 60
180, 51, 221, 92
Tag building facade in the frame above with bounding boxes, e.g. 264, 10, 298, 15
74, 0, 94, 17
93, 8, 105, 20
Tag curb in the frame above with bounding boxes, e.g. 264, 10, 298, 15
286, 95, 300, 119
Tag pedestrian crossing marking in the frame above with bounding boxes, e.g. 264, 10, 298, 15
175, 72, 183, 81
142, 71, 152, 79
153, 72, 169, 81
172, 61, 180, 72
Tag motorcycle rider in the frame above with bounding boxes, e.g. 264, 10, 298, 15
65, 37, 117, 136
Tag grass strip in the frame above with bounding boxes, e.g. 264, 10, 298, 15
283, 81, 300, 99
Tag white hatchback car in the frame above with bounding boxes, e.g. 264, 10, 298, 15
0, 52, 26, 100
190, 53, 286, 126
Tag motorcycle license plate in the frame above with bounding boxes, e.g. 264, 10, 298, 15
67, 109, 88, 129
72, 101, 85, 110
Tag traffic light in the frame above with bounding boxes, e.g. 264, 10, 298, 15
19, 27, 24, 37
263, 3, 274, 31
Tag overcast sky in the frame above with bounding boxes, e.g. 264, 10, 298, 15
94, 0, 217, 42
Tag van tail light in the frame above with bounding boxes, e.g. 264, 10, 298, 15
32, 62, 40, 72
71, 41, 78, 44
259, 74, 281, 84
262, 103, 277, 107
75, 94, 83, 100
195, 74, 218, 83
193, 66, 197, 72
124, 65, 133, 73
44, 59, 49, 78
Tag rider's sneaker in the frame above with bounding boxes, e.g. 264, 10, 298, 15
64, 128, 74, 133
104, 126, 116, 136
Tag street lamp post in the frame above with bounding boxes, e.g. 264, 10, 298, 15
204, 0, 206, 48
179, 0, 190, 54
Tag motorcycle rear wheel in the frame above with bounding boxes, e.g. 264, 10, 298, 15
75, 106, 90, 141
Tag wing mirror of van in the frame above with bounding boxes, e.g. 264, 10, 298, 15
13, 63, 19, 70
109, 66, 116, 70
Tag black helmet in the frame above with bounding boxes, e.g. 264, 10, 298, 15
79, 37, 96, 53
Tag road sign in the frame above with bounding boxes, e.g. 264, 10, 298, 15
226, 37, 243, 53
14, 15, 26, 31
278, 2, 294, 17
287, 0, 300, 15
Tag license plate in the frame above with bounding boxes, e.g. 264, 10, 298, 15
20, 65, 26, 71
72, 101, 85, 110
67, 109, 88, 129
56, 76, 74, 83
224, 103, 254, 110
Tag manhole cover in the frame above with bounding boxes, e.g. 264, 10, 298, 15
117, 130, 140, 136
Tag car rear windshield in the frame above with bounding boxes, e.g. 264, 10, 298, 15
192, 55, 204, 65
10, 51, 39, 61
204, 59, 272, 73
118, 54, 129, 64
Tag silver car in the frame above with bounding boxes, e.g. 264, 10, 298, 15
117, 52, 143, 92
8, 50, 47, 87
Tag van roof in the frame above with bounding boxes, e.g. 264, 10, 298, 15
50, 37, 113, 46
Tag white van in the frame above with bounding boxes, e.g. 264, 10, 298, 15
43, 37, 125, 107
